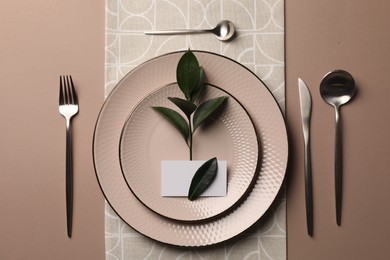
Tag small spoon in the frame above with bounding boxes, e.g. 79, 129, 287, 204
144, 20, 236, 42
320, 70, 356, 226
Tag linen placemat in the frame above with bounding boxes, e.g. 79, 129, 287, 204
105, 1, 285, 259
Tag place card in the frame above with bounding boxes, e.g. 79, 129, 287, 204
161, 160, 227, 197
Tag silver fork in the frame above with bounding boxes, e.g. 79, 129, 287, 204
59, 75, 79, 238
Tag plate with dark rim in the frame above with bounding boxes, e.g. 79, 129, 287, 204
119, 83, 259, 222
93, 51, 288, 247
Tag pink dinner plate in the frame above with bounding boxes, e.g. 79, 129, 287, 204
93, 51, 288, 247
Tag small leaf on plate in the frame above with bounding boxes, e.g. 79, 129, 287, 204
188, 157, 218, 201
193, 96, 228, 131
190, 66, 205, 102
152, 106, 189, 143
168, 97, 197, 118
177, 50, 201, 101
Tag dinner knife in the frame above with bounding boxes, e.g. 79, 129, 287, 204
298, 78, 313, 236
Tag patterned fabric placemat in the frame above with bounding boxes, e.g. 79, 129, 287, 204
105, 1, 285, 259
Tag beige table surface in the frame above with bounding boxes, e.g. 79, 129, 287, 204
0, 1, 105, 260
2, 1, 390, 260
286, 0, 390, 259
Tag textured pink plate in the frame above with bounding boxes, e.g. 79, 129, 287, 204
119, 83, 259, 222
93, 51, 288, 247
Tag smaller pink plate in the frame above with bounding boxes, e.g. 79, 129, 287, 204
119, 83, 259, 222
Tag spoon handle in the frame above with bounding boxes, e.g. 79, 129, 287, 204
144, 29, 210, 35
334, 106, 342, 225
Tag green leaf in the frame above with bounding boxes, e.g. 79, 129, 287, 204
152, 106, 189, 143
168, 97, 197, 118
188, 157, 218, 201
176, 50, 200, 101
193, 96, 228, 131
190, 66, 205, 102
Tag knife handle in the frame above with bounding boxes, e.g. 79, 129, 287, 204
303, 132, 313, 236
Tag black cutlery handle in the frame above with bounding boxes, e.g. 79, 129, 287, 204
335, 106, 342, 226
66, 119, 73, 238
304, 135, 313, 236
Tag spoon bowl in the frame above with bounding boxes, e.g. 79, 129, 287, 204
210, 20, 236, 41
320, 70, 356, 107
144, 20, 236, 42
320, 69, 356, 226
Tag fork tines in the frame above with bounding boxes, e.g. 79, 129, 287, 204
59, 75, 78, 106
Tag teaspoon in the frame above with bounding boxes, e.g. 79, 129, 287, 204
144, 20, 236, 42
320, 70, 356, 226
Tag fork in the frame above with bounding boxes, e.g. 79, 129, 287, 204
59, 75, 79, 238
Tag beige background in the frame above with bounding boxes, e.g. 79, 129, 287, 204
2, 0, 390, 259
286, 0, 390, 259
0, 1, 105, 260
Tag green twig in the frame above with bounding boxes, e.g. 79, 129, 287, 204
188, 115, 193, 160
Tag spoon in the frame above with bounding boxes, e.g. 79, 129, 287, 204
320, 70, 356, 226
144, 20, 236, 42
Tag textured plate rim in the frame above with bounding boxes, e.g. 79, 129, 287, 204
93, 50, 289, 247
118, 82, 260, 222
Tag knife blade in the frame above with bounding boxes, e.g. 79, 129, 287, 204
298, 78, 313, 236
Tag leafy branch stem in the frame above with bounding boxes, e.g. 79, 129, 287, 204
188, 116, 193, 160
152, 50, 228, 200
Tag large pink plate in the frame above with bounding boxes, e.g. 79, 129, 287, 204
93, 51, 288, 247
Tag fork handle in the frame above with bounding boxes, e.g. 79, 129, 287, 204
65, 119, 73, 238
